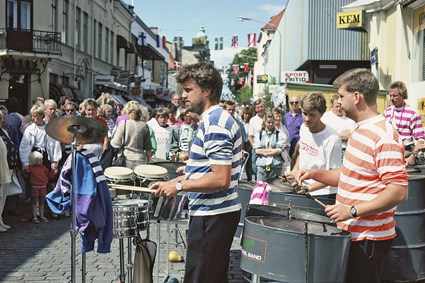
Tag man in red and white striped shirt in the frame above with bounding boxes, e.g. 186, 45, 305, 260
298, 69, 408, 283
384, 81, 425, 165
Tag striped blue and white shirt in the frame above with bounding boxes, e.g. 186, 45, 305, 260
185, 105, 242, 216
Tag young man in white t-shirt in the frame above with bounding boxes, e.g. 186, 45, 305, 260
286, 92, 342, 198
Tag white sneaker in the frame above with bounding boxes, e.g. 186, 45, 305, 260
0, 223, 11, 229
0, 226, 7, 232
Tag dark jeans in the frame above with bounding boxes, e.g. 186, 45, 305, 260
184, 210, 241, 283
346, 239, 393, 283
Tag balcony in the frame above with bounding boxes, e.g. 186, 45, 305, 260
0, 28, 61, 55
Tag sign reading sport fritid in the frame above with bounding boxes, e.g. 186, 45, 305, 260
283, 71, 309, 83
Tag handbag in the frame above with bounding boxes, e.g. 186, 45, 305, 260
8, 170, 23, 196
112, 121, 126, 166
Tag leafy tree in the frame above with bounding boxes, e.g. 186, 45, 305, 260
227, 47, 257, 99
237, 85, 252, 105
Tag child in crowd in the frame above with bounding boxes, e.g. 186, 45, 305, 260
23, 151, 57, 224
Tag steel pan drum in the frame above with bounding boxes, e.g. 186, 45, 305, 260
112, 202, 138, 238
152, 193, 187, 221
246, 204, 334, 225
241, 216, 350, 282
382, 172, 425, 282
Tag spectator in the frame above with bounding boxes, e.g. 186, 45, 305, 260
171, 93, 184, 117
321, 94, 356, 158
248, 99, 266, 180
384, 81, 425, 165
101, 104, 115, 137
241, 106, 254, 181
167, 104, 183, 128
254, 113, 289, 181
23, 151, 57, 224
58, 96, 71, 116
284, 95, 304, 157
169, 110, 198, 161
43, 99, 58, 123
147, 108, 172, 160
111, 102, 152, 169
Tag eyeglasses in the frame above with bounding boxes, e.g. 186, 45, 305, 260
66, 109, 75, 112
290, 101, 299, 105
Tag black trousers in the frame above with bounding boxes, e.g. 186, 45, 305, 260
184, 210, 240, 283
346, 239, 393, 283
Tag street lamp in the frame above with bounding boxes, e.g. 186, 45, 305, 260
238, 16, 282, 84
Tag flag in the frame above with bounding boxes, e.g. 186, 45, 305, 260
222, 66, 229, 74
162, 36, 166, 48
215, 37, 223, 50
174, 61, 181, 71
138, 32, 146, 46
248, 33, 256, 47
232, 64, 240, 74
156, 34, 160, 48
231, 36, 238, 48
174, 37, 183, 51
244, 63, 249, 73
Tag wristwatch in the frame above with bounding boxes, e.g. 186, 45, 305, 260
176, 181, 183, 191
350, 206, 358, 217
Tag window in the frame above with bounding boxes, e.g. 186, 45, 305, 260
98, 22, 102, 59
7, 0, 31, 30
105, 28, 109, 62
75, 7, 81, 49
51, 0, 57, 32
62, 0, 68, 43
110, 31, 114, 64
83, 12, 88, 52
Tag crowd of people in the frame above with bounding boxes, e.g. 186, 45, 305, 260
0, 62, 425, 282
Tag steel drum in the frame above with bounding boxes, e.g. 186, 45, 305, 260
152, 193, 187, 221
382, 172, 425, 282
241, 216, 351, 282
246, 204, 334, 225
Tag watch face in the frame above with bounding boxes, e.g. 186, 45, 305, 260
176, 181, 182, 191
350, 207, 357, 217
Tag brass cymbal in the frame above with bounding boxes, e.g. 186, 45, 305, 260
45, 116, 107, 144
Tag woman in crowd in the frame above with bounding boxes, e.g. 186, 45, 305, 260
241, 106, 254, 181
254, 113, 289, 181
111, 101, 152, 169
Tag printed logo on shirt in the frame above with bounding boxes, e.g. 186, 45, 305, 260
300, 141, 318, 156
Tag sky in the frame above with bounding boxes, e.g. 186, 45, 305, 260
129, 0, 287, 68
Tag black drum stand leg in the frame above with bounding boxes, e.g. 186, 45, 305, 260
119, 238, 126, 282
127, 237, 133, 283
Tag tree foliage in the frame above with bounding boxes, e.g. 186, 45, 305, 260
227, 47, 257, 104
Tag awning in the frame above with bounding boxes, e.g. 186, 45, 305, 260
137, 43, 165, 61
117, 35, 135, 54
341, 0, 397, 12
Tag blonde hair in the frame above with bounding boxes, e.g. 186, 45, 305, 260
29, 151, 43, 165
123, 101, 142, 120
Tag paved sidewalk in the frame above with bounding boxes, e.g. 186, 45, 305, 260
0, 204, 246, 283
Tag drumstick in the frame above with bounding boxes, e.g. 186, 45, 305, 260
108, 184, 156, 194
305, 193, 328, 209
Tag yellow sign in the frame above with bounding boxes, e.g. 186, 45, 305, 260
336, 11, 363, 29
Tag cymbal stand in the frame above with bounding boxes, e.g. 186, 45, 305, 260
68, 125, 86, 283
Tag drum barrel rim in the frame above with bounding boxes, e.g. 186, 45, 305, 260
244, 216, 351, 238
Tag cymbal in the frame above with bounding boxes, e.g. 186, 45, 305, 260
45, 116, 107, 144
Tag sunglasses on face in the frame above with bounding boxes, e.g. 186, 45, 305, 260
290, 101, 299, 105
66, 109, 75, 112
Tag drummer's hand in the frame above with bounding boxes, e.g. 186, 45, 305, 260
325, 204, 351, 222
176, 166, 185, 174
297, 169, 314, 184
405, 154, 415, 166
150, 181, 178, 198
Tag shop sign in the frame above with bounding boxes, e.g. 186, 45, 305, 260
336, 11, 363, 29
